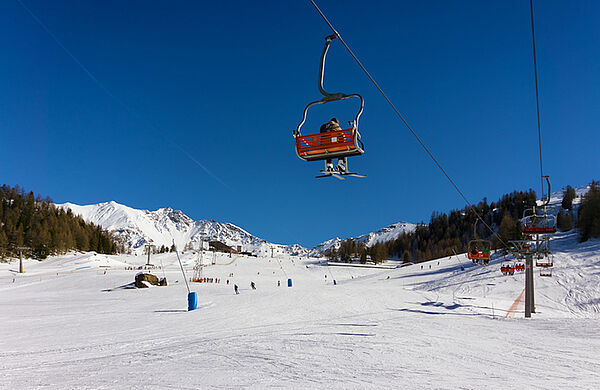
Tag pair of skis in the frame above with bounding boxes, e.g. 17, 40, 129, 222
316, 169, 365, 180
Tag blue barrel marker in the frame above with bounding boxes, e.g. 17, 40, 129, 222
188, 292, 197, 311
287, 278, 292, 287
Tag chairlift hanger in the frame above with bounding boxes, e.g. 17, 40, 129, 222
293, 34, 365, 178
522, 176, 557, 234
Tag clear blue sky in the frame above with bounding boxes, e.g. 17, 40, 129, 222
1, 0, 599, 247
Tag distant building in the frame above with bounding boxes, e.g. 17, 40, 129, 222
209, 240, 238, 254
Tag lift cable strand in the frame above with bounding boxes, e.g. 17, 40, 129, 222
530, 0, 545, 198
308, 0, 508, 248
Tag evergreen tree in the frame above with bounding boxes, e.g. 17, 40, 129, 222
0, 230, 8, 260
370, 242, 387, 264
495, 214, 521, 246
562, 186, 576, 210
557, 210, 573, 232
360, 249, 367, 264
326, 247, 338, 261
338, 239, 354, 262
577, 181, 600, 242
403, 250, 411, 263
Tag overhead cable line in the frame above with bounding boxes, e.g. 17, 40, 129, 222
529, 0, 545, 198
16, 0, 230, 190
308, 0, 508, 248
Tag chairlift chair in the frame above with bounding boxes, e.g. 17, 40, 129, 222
535, 254, 553, 268
467, 242, 491, 264
467, 220, 491, 265
539, 268, 553, 277
293, 34, 365, 179
522, 177, 557, 234
522, 210, 557, 235
500, 262, 515, 276
515, 262, 525, 272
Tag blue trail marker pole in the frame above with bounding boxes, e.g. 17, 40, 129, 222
173, 240, 195, 311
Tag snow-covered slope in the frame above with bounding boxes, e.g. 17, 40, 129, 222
1, 229, 599, 388
58, 201, 307, 256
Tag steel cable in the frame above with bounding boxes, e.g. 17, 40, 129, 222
308, 0, 509, 248
530, 0, 545, 198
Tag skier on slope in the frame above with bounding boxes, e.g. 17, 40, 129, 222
250, 281, 256, 290
234, 284, 239, 294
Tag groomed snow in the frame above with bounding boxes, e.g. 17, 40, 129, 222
1, 231, 599, 389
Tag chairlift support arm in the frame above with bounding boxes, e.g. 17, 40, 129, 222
294, 34, 364, 138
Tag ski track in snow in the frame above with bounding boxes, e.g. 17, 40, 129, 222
1, 232, 599, 389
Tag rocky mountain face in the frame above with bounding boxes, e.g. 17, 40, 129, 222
58, 202, 424, 257
57, 201, 308, 256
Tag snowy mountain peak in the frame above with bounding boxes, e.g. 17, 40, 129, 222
57, 201, 306, 256
312, 222, 417, 255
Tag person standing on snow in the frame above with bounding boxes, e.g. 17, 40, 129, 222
234, 284, 239, 294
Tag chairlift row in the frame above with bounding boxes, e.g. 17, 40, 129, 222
500, 261, 525, 276
500, 262, 515, 276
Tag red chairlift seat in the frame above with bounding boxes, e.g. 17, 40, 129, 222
295, 128, 364, 162
468, 251, 490, 261
523, 226, 557, 234
536, 259, 553, 267
515, 263, 525, 272
540, 268, 553, 277
500, 263, 515, 276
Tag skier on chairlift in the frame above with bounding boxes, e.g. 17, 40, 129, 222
320, 117, 342, 132
319, 118, 348, 173
320, 118, 343, 172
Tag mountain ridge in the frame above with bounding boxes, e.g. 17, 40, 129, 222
57, 201, 422, 257
58, 201, 304, 256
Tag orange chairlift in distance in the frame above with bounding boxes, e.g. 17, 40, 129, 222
293, 34, 365, 179
522, 176, 557, 234
467, 220, 491, 264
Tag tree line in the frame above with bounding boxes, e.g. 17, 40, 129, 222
325, 180, 600, 264
0, 184, 123, 259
